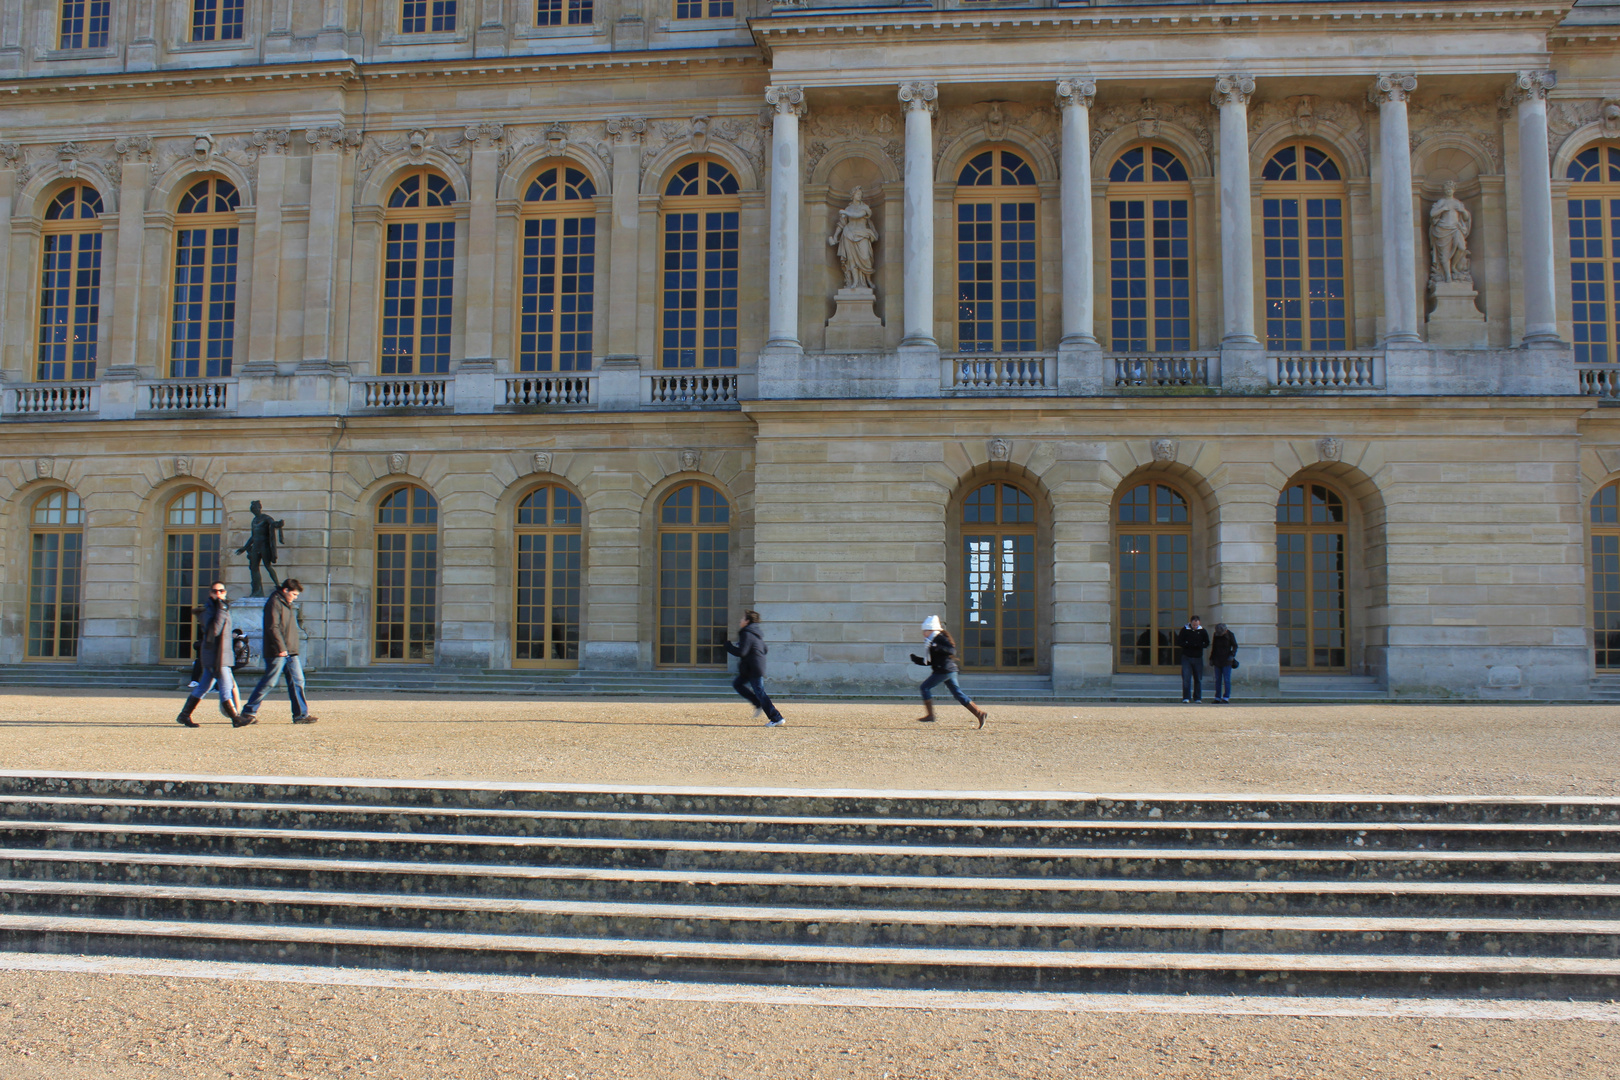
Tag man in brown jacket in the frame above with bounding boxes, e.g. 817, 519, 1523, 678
238, 579, 318, 725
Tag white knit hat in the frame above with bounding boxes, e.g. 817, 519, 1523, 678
921, 615, 943, 632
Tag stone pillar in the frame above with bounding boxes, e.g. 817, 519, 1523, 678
107, 137, 153, 375
764, 86, 806, 350
0, 150, 17, 379
1504, 70, 1564, 346
462, 123, 504, 362
604, 117, 645, 365
1369, 74, 1422, 344
1054, 77, 1104, 394
475, 0, 507, 56
898, 81, 938, 347
301, 127, 349, 368
245, 130, 291, 372
1212, 74, 1265, 389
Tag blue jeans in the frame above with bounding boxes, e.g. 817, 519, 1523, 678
1180, 657, 1204, 701
244, 654, 308, 718
189, 660, 237, 714
733, 673, 782, 722
919, 669, 972, 707
1213, 664, 1233, 701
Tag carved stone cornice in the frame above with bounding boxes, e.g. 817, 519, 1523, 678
1055, 77, 1096, 111
248, 129, 291, 156
765, 85, 807, 120
898, 81, 938, 117
1210, 74, 1255, 110
1368, 73, 1418, 107
305, 126, 361, 153
1500, 70, 1557, 110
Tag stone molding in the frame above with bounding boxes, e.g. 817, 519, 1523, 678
1369, 73, 1419, 107
934, 100, 1060, 173
1210, 74, 1255, 110
606, 116, 646, 145
803, 108, 902, 180
1090, 97, 1213, 158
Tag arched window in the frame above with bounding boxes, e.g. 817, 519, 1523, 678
520, 166, 597, 373
961, 482, 1036, 670
170, 177, 240, 378
1568, 144, 1620, 364
1115, 482, 1191, 671
658, 481, 730, 666
660, 160, 739, 370
1108, 145, 1192, 352
37, 184, 104, 383
1593, 481, 1620, 670
163, 487, 223, 662
191, 0, 244, 41
1261, 142, 1347, 351
1276, 482, 1348, 671
383, 169, 457, 376
515, 485, 583, 667
27, 489, 83, 660
956, 149, 1039, 352
58, 1, 110, 50
375, 485, 438, 663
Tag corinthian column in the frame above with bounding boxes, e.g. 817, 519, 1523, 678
765, 85, 806, 349
1056, 77, 1097, 347
1503, 70, 1563, 346
898, 81, 938, 346
1369, 74, 1422, 344
1212, 74, 1258, 347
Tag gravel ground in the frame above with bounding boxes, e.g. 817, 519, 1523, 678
0, 968, 1616, 1080
0, 689, 1617, 794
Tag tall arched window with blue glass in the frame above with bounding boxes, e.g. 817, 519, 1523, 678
1108, 146, 1192, 353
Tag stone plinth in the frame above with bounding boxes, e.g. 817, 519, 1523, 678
823, 288, 885, 352
1426, 281, 1488, 349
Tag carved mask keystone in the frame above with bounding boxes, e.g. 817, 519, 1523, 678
679, 449, 701, 472
388, 452, 408, 475
532, 451, 554, 475
1317, 437, 1344, 463
1150, 439, 1179, 463
33, 458, 51, 480
988, 438, 1011, 463
174, 457, 192, 477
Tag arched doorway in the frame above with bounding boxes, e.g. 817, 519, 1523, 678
514, 484, 583, 667
1115, 480, 1192, 672
27, 489, 83, 660
657, 481, 730, 667
1276, 481, 1349, 671
375, 484, 438, 663
162, 487, 223, 662
959, 480, 1037, 670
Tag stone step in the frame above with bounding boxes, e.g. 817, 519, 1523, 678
5, 880, 1618, 958
12, 848, 1620, 919
5, 912, 1618, 997
6, 795, 1620, 850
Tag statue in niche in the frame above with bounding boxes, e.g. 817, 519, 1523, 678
828, 187, 880, 291
1428, 181, 1473, 286
235, 500, 285, 598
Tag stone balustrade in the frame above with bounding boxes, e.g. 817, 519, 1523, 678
1112, 354, 1215, 389
1579, 366, 1620, 400
644, 372, 740, 408
6, 382, 99, 417
1272, 352, 1384, 391
142, 379, 233, 413
944, 353, 1054, 393
502, 375, 594, 408
352, 376, 453, 411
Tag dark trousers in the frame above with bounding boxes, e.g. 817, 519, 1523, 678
1213, 664, 1233, 700
920, 669, 973, 707
1180, 657, 1205, 701
733, 673, 782, 722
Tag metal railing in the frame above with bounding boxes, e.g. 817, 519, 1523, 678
1112, 354, 1214, 388
944, 353, 1053, 391
645, 372, 739, 406
503, 375, 593, 407
1272, 352, 1383, 390
1579, 365, 1620, 400
143, 379, 232, 412
11, 382, 98, 416
355, 377, 452, 410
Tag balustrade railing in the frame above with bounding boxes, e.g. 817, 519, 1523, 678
944, 353, 1053, 392
1272, 352, 1383, 390
355, 376, 452, 410
645, 372, 739, 406
1579, 365, 1620, 400
143, 379, 233, 412
1112, 354, 1214, 388
503, 375, 593, 407
10, 382, 98, 416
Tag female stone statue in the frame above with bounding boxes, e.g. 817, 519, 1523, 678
1428, 181, 1473, 285
828, 187, 880, 291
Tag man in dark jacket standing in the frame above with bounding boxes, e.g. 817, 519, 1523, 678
1175, 615, 1210, 703
238, 579, 318, 725
175, 581, 244, 727
725, 610, 784, 727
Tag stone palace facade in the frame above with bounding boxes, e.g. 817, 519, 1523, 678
1, 0, 1619, 697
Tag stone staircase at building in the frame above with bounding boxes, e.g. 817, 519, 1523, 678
0, 771, 1617, 999
1592, 676, 1620, 703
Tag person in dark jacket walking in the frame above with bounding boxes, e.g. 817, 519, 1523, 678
909, 616, 987, 728
238, 579, 319, 725
1209, 622, 1239, 703
1175, 615, 1210, 703
725, 610, 784, 727
175, 581, 244, 728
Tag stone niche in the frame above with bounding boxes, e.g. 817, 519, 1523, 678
820, 155, 889, 352
1417, 145, 1491, 349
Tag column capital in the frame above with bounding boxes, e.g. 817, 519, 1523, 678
247, 130, 291, 157
113, 135, 155, 160
305, 126, 362, 153
463, 122, 506, 149
765, 85, 807, 119
1368, 73, 1418, 107
1210, 73, 1255, 109
606, 116, 646, 145
1500, 70, 1557, 110
1055, 77, 1096, 110
898, 81, 938, 116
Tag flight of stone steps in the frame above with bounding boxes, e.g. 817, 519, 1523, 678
1, 772, 1617, 999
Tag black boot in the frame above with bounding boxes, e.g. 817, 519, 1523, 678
175, 697, 201, 728
218, 695, 243, 724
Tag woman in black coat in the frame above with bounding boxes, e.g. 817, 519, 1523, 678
725, 610, 784, 726
1209, 622, 1238, 703
909, 616, 987, 728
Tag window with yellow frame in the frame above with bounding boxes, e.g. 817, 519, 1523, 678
659, 159, 739, 370
519, 165, 596, 373
955, 149, 1039, 353
37, 184, 104, 383
382, 169, 457, 376
1107, 145, 1193, 353
170, 177, 241, 378
1261, 141, 1348, 351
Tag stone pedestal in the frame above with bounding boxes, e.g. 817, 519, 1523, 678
1426, 281, 1487, 349
824, 288, 885, 352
